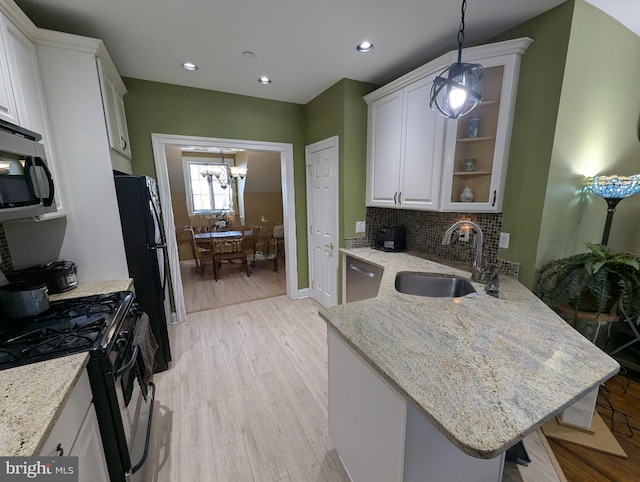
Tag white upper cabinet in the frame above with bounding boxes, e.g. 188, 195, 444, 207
399, 74, 445, 210
97, 57, 131, 160
0, 12, 64, 215
366, 74, 444, 210
0, 13, 19, 125
365, 38, 532, 213
366, 90, 402, 208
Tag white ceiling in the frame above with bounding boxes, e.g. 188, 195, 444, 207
12, 0, 640, 105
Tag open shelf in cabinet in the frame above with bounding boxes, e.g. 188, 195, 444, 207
448, 65, 504, 205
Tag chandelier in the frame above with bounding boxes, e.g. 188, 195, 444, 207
429, 0, 485, 119
200, 150, 247, 190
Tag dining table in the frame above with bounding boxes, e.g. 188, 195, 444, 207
194, 230, 243, 240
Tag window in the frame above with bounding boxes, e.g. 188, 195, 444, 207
185, 160, 234, 215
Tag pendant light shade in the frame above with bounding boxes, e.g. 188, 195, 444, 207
430, 61, 484, 119
430, 0, 485, 119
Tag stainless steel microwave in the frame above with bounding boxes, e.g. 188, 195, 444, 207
0, 120, 56, 222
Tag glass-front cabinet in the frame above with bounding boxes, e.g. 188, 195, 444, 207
439, 46, 529, 212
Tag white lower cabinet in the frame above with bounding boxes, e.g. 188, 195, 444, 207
328, 327, 505, 482
71, 404, 110, 482
40, 371, 109, 482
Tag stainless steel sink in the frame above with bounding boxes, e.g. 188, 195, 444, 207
394, 272, 476, 298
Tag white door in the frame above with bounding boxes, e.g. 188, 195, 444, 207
306, 136, 339, 307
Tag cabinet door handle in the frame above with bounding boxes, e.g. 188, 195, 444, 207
121, 136, 127, 150
393, 192, 397, 205
56, 443, 64, 456
398, 192, 402, 205
492, 190, 497, 207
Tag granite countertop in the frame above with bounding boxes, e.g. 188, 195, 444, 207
0, 278, 133, 456
48, 278, 133, 301
320, 248, 619, 459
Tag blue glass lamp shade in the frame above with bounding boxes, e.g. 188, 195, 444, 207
586, 175, 640, 245
586, 175, 640, 199
430, 62, 485, 119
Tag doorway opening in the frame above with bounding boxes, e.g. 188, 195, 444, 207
151, 133, 299, 323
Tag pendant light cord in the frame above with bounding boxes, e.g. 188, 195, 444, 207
457, 0, 467, 63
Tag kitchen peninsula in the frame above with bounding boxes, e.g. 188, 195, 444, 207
320, 248, 619, 482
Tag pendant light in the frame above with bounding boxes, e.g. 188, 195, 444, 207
430, 0, 485, 119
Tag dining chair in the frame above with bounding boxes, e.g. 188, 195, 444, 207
211, 237, 251, 281
185, 226, 214, 275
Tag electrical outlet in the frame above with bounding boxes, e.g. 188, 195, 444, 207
499, 232, 510, 249
458, 229, 470, 243
355, 221, 366, 233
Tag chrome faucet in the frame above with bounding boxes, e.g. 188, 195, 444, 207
442, 221, 484, 282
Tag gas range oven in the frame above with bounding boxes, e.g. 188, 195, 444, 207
0, 291, 155, 482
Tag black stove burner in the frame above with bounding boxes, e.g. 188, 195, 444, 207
0, 291, 134, 369
0, 318, 107, 363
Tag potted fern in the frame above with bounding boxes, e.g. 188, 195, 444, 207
536, 243, 640, 343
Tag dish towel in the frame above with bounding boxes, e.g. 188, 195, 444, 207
133, 312, 159, 398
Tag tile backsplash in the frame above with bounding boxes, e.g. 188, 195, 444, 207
0, 225, 12, 272
365, 207, 502, 268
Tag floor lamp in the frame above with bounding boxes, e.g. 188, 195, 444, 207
586, 175, 640, 246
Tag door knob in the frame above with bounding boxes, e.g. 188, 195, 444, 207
324, 243, 334, 250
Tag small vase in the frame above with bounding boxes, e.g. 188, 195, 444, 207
460, 186, 474, 202
468, 117, 480, 138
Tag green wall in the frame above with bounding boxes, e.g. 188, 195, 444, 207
303, 78, 376, 301
491, 1, 574, 288
493, 0, 640, 289
123, 77, 374, 291
122, 78, 308, 287
305, 79, 376, 242
537, 0, 640, 265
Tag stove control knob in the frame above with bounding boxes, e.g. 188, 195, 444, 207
115, 333, 128, 349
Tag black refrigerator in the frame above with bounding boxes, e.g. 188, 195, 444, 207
114, 175, 171, 372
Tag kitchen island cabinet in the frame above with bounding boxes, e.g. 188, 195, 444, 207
320, 248, 618, 481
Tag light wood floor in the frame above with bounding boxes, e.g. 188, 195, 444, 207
180, 257, 286, 313
145, 292, 564, 482
145, 295, 351, 482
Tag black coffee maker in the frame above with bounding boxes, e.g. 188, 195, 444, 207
375, 225, 406, 252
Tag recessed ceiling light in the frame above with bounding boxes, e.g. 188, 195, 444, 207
357, 41, 374, 53
182, 62, 198, 71
258, 76, 272, 85
242, 51, 256, 58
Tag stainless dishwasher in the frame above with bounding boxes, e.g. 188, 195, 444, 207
345, 255, 383, 303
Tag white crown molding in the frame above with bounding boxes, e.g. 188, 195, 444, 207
0, 0, 37, 37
